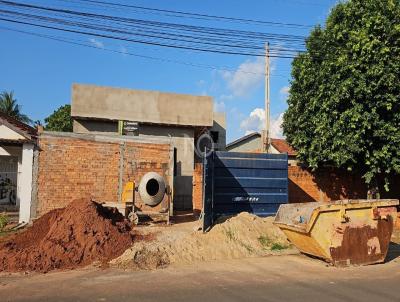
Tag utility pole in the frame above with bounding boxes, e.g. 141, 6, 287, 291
264, 42, 270, 153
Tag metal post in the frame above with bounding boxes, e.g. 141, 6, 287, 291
264, 42, 271, 153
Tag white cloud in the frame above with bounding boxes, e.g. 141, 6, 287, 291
88, 38, 104, 48
280, 86, 290, 95
270, 113, 284, 138
279, 86, 290, 101
240, 108, 284, 138
219, 57, 264, 97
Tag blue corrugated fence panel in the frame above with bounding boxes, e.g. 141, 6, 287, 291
214, 193, 288, 204
214, 167, 287, 178
214, 157, 287, 169
202, 151, 289, 231
216, 151, 288, 160
214, 177, 287, 189
214, 187, 287, 194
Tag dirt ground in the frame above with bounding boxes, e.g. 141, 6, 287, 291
110, 212, 298, 269
1, 254, 400, 302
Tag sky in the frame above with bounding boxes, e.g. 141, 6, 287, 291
0, 0, 339, 142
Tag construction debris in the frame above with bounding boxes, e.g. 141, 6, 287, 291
0, 199, 133, 273
111, 212, 297, 270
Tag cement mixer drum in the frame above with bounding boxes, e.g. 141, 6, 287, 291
138, 172, 166, 206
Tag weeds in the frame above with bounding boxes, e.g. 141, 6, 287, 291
258, 235, 288, 251
258, 235, 272, 248
271, 243, 287, 251
239, 241, 254, 253
224, 228, 237, 241
0, 213, 9, 231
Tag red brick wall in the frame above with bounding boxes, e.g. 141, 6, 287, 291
288, 166, 400, 203
36, 134, 172, 216
192, 162, 203, 215
288, 166, 368, 203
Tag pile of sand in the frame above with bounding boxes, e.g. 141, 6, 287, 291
112, 212, 297, 270
0, 199, 134, 273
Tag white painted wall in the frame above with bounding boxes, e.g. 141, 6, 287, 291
0, 124, 25, 140
0, 146, 22, 206
18, 143, 34, 223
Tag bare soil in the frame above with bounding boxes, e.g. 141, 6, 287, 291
0, 199, 134, 273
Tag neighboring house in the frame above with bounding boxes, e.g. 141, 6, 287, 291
226, 132, 262, 153
269, 138, 298, 166
0, 112, 37, 223
71, 83, 226, 210
226, 132, 298, 165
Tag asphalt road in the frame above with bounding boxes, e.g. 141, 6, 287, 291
1, 254, 400, 302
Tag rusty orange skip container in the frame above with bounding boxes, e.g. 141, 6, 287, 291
273, 199, 399, 266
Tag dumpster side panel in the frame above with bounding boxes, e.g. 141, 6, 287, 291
274, 200, 399, 266
329, 211, 395, 266
281, 229, 328, 259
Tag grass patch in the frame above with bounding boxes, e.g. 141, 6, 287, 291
271, 243, 287, 251
258, 235, 272, 248
258, 235, 288, 251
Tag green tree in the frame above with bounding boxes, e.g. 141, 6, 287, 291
44, 104, 73, 132
0, 91, 32, 124
283, 0, 400, 190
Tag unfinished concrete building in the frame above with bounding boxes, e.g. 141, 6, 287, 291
71, 83, 226, 210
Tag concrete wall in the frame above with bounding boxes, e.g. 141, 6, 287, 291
73, 119, 118, 135
19, 143, 34, 223
34, 132, 173, 217
72, 84, 214, 127
138, 124, 194, 210
210, 112, 226, 150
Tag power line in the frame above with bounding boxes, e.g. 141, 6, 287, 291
61, 0, 313, 29
0, 25, 290, 77
0, 0, 306, 58
0, 8, 303, 52
0, 16, 302, 58
0, 0, 307, 47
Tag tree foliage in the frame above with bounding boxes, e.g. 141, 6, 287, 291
44, 104, 73, 132
283, 0, 400, 190
0, 91, 32, 124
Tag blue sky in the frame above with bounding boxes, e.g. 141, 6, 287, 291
0, 0, 338, 142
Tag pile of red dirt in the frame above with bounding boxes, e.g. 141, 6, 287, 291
0, 199, 134, 273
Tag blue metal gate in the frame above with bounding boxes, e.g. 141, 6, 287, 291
202, 151, 288, 231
